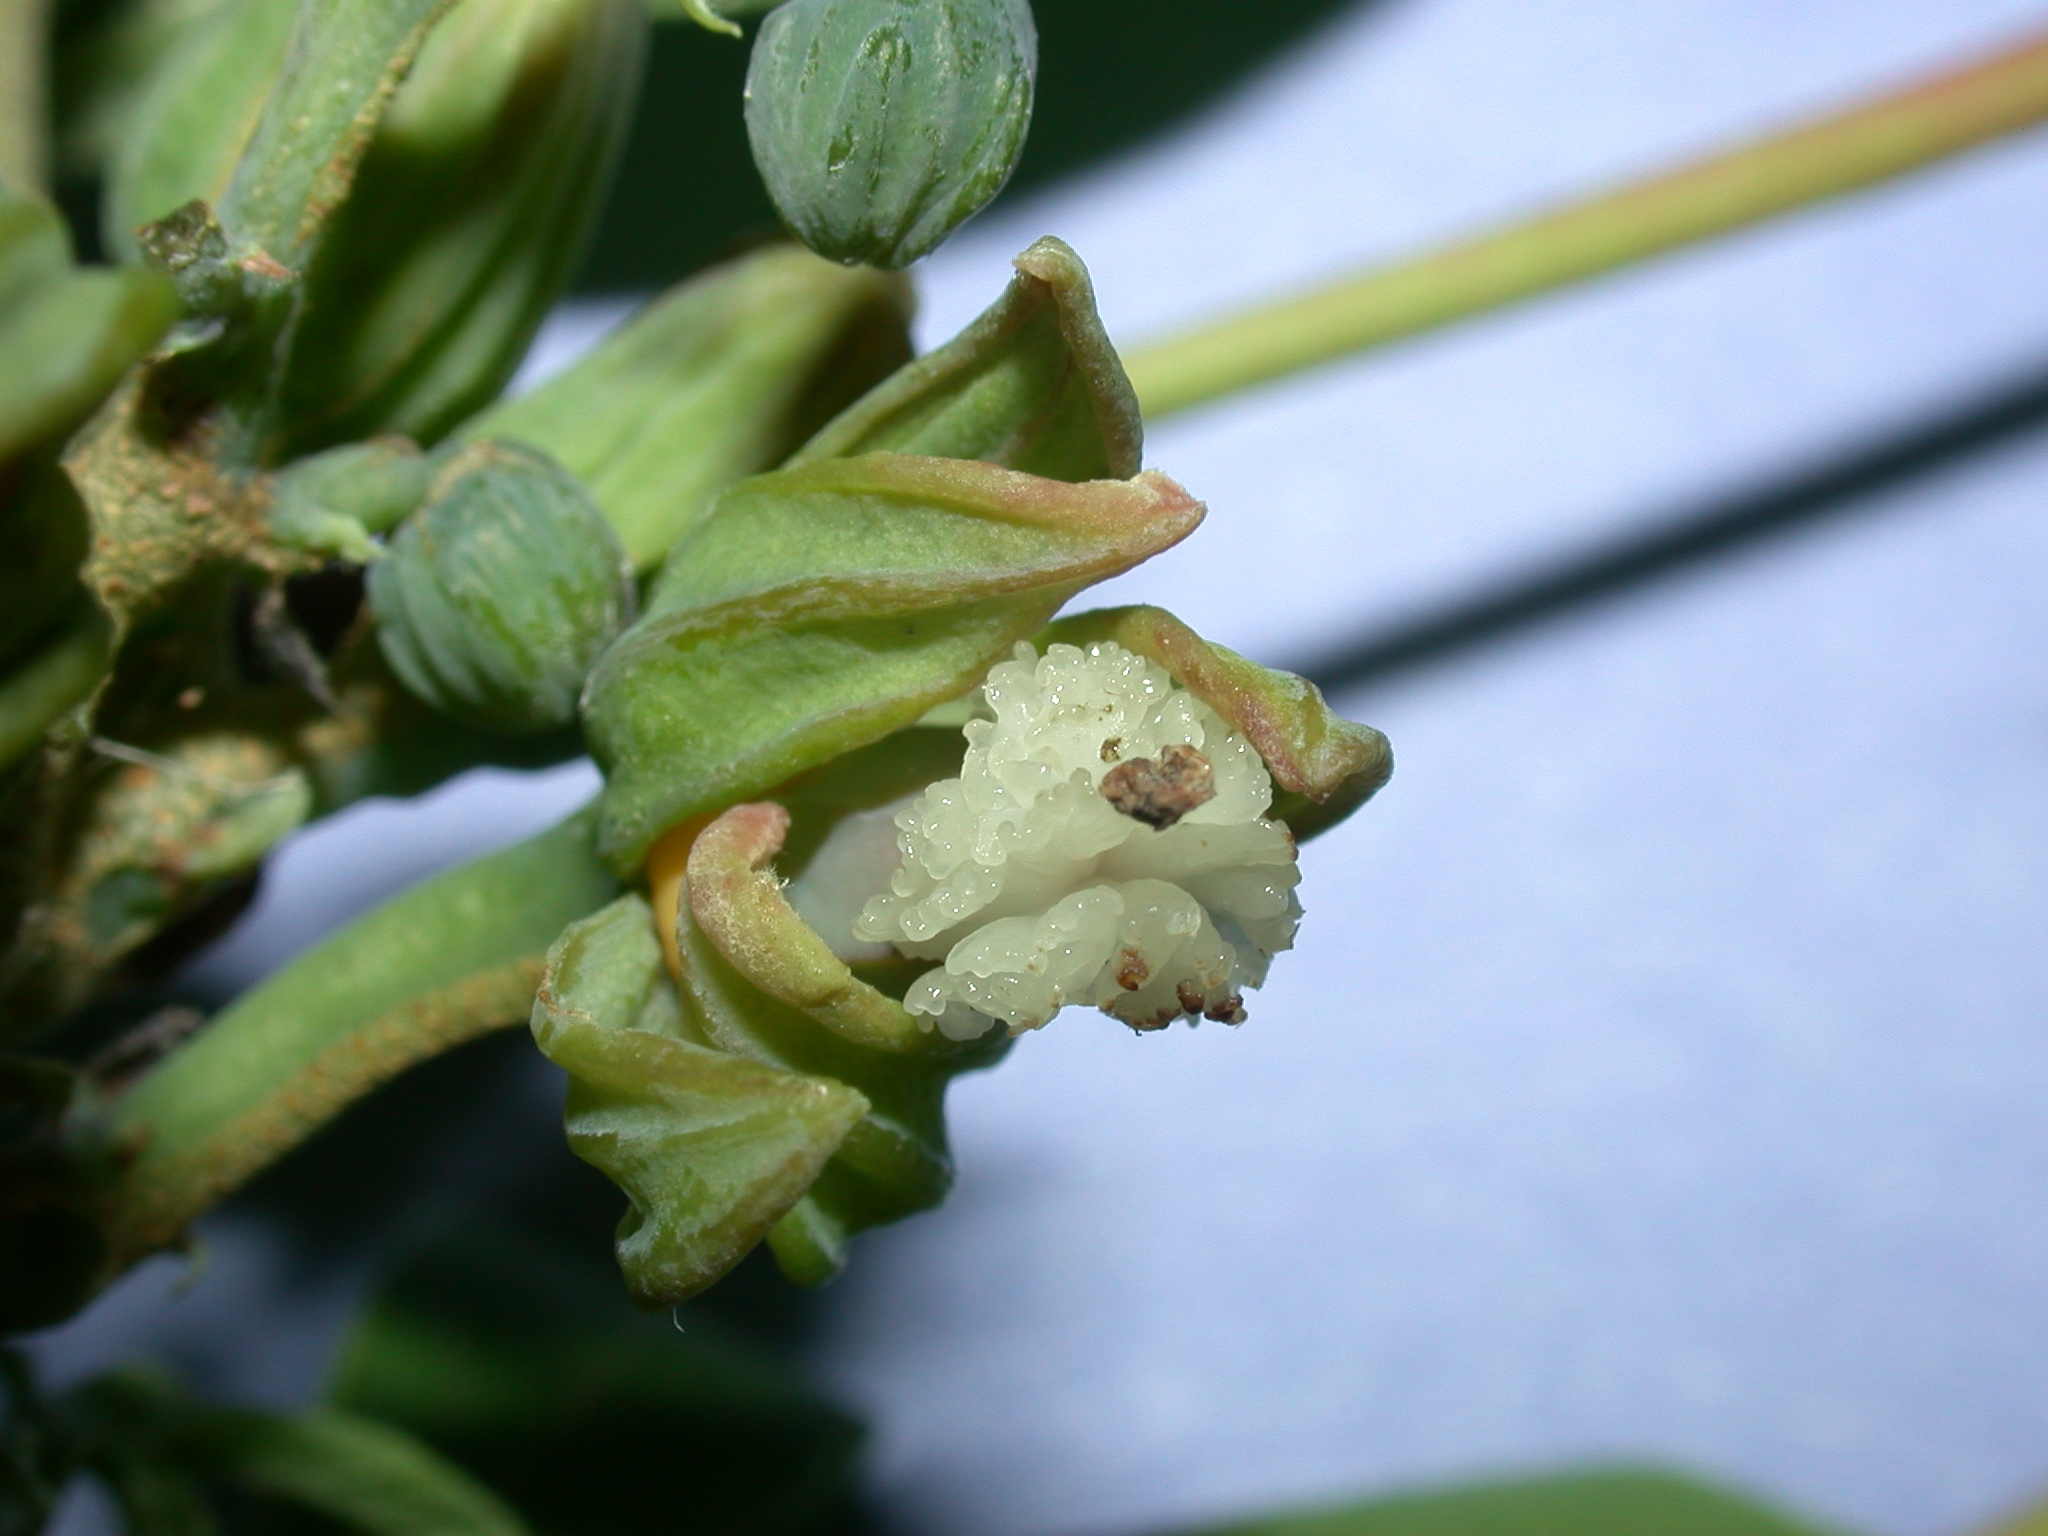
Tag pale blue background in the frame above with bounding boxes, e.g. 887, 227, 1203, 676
37, 3, 2048, 1534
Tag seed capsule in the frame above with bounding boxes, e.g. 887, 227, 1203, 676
369, 441, 635, 735
744, 0, 1036, 268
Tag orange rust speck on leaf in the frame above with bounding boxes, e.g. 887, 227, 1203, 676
1100, 743, 1215, 830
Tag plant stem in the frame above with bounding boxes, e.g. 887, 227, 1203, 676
0, 0, 49, 194
98, 808, 618, 1268
1126, 28, 2048, 419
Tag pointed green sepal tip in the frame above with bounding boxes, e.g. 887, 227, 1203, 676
791, 234, 1141, 483
586, 455, 1204, 874
531, 893, 869, 1307
1039, 605, 1393, 842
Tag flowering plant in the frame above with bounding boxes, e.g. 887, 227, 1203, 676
1, 0, 2043, 1530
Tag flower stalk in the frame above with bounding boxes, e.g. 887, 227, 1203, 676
1127, 27, 2048, 418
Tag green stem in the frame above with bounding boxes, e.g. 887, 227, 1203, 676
1127, 28, 2048, 419
99, 807, 618, 1268
0, 0, 49, 194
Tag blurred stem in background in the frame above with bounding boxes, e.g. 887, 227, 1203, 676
1128, 27, 2048, 418
0, 0, 51, 190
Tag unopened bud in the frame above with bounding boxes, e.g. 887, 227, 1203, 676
368, 441, 634, 735
744, 0, 1036, 268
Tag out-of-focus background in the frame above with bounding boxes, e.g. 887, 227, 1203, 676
33, 2, 2048, 1534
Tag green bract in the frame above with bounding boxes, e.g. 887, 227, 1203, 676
468, 244, 912, 571
272, 0, 647, 454
744, 0, 1036, 267
584, 453, 1204, 873
369, 440, 635, 735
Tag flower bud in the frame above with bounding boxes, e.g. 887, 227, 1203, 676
368, 440, 635, 735
744, 0, 1036, 268
272, 0, 647, 453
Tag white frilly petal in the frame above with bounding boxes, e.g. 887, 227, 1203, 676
790, 640, 1303, 1036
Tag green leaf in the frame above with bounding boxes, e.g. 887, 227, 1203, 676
790, 234, 1141, 481
0, 187, 175, 468
63, 1372, 527, 1536
466, 244, 912, 570
1041, 605, 1392, 843
1186, 1468, 1850, 1536
215, 0, 460, 270
586, 453, 1204, 873
329, 1223, 868, 1536
181, 1407, 528, 1536
99, 807, 619, 1272
0, 605, 110, 773
530, 894, 870, 1305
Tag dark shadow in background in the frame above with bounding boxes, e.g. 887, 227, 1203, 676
1298, 362, 2048, 698
576, 0, 1368, 291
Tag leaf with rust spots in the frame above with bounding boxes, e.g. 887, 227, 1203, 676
63, 378, 276, 634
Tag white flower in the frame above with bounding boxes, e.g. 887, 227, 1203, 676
786, 640, 1301, 1039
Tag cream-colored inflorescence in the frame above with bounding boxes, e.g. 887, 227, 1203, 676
787, 641, 1302, 1039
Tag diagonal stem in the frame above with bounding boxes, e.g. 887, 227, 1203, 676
1126, 28, 2048, 419
0, 0, 50, 194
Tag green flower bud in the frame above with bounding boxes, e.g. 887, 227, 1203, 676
272, 0, 647, 453
369, 440, 635, 735
744, 0, 1036, 267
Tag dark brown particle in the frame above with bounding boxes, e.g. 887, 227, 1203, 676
1100, 743, 1216, 830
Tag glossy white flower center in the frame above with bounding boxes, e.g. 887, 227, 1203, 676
792, 641, 1301, 1039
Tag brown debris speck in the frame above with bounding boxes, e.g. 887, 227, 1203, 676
1100, 743, 1216, 829
1100, 737, 1123, 762
1205, 995, 1247, 1025
1115, 949, 1148, 990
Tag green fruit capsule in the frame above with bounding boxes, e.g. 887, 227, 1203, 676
369, 441, 635, 736
744, 0, 1036, 268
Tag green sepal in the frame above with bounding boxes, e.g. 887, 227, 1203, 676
466, 244, 912, 570
791, 235, 1141, 482
670, 802, 1012, 1279
585, 453, 1204, 873
267, 437, 434, 562
369, 439, 636, 735
530, 893, 870, 1307
215, 0, 460, 275
270, 0, 649, 455
1040, 605, 1392, 843
0, 187, 175, 468
101, 0, 296, 262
